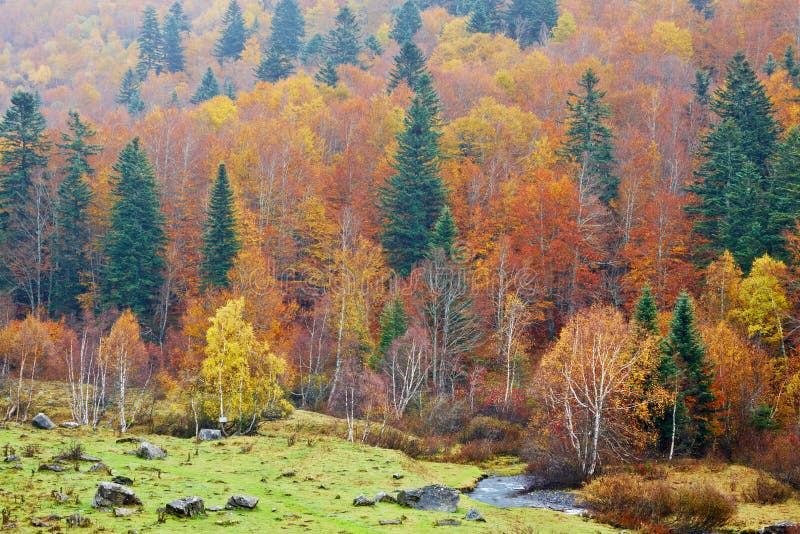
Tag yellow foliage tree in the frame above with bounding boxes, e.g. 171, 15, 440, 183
732, 254, 789, 354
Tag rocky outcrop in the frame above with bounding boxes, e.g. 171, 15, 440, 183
92, 482, 142, 509
397, 485, 460, 512
135, 442, 166, 460
31, 413, 56, 430
166, 496, 205, 518
759, 522, 799, 534
353, 494, 375, 506
198, 429, 222, 441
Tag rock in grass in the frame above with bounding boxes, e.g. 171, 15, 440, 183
380, 519, 403, 525
66, 512, 91, 527
166, 496, 205, 518
4, 455, 20, 462
38, 463, 68, 472
112, 475, 134, 486
135, 442, 166, 460
392, 473, 404, 480
92, 482, 142, 509
397, 485, 460, 512
88, 462, 111, 474
226, 495, 258, 509
114, 507, 140, 517
353, 494, 375, 506
60, 422, 80, 429
464, 508, 485, 522
760, 522, 800, 534
31, 413, 56, 430
435, 518, 461, 526
52, 491, 70, 503
116, 437, 143, 444
375, 491, 397, 504
198, 428, 222, 441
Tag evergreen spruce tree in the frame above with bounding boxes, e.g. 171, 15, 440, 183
116, 68, 146, 115
429, 205, 458, 259
314, 59, 339, 87
136, 6, 164, 78
691, 69, 711, 106
268, 0, 305, 59
191, 67, 221, 104
372, 296, 408, 369
213, 0, 247, 65
224, 80, 237, 100
255, 48, 294, 82
633, 283, 659, 336
662, 291, 716, 456
378, 84, 446, 275
364, 35, 383, 57
387, 41, 428, 92
51, 111, 101, 317
201, 163, 241, 290
689, 0, 711, 15
324, 6, 362, 67
762, 53, 778, 77
301, 34, 325, 66
103, 138, 166, 318
506, 0, 559, 48
784, 44, 799, 78
468, 0, 502, 34
389, 0, 422, 44
719, 162, 768, 270
767, 126, 800, 254
712, 51, 779, 172
162, 1, 190, 73
559, 68, 617, 206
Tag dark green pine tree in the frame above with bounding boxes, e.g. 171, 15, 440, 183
301, 34, 325, 66
720, 162, 770, 270
191, 67, 221, 104
201, 163, 241, 290
633, 283, 659, 337
51, 111, 101, 318
689, 0, 711, 15
387, 41, 428, 93
162, 1, 190, 73
389, 0, 422, 44
378, 85, 446, 276
224, 80, 237, 100
712, 51, 779, 172
506, 0, 559, 48
691, 69, 711, 106
103, 138, 166, 319
762, 53, 778, 77
559, 68, 618, 206
429, 204, 459, 259
372, 296, 409, 369
364, 35, 383, 57
268, 0, 305, 59
116, 68, 145, 115
324, 5, 362, 67
255, 48, 294, 83
136, 6, 164, 78
468, 0, 502, 34
213, 0, 247, 65
662, 291, 716, 457
314, 59, 339, 87
767, 126, 800, 253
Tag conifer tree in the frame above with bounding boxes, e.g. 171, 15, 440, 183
506, 0, 558, 48
784, 44, 799, 78
315, 59, 339, 87
162, 1, 189, 73
373, 296, 408, 369
429, 205, 458, 259
224, 80, 237, 100
301, 34, 325, 66
468, 0, 502, 34
378, 83, 446, 275
560, 68, 617, 206
691, 70, 711, 106
720, 162, 769, 270
767, 126, 800, 253
116, 68, 145, 115
762, 53, 778, 77
201, 163, 241, 290
662, 291, 716, 457
103, 138, 166, 319
633, 283, 659, 336
214, 0, 247, 65
137, 6, 164, 78
364, 35, 383, 57
387, 41, 428, 93
191, 67, 221, 104
268, 0, 305, 59
51, 111, 101, 318
389, 0, 422, 44
255, 48, 294, 82
324, 5, 362, 67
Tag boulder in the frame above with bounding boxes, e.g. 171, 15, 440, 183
353, 494, 375, 506
760, 522, 800, 534
114, 507, 139, 517
392, 473, 404, 480
31, 413, 56, 430
198, 428, 222, 441
207, 506, 225, 512
226, 495, 258, 509
88, 462, 111, 474
4, 455, 20, 462
166, 496, 205, 518
116, 437, 143, 444
112, 475, 134, 486
380, 519, 403, 525
375, 491, 397, 504
60, 422, 80, 429
397, 485, 460, 512
92, 482, 142, 509
52, 491, 70, 503
65, 513, 91, 527
435, 519, 461, 526
135, 441, 166, 460
38, 463, 68, 472
464, 508, 485, 522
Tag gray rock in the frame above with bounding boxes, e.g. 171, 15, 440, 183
88, 462, 111, 473
116, 437, 143, 444
435, 519, 461, 526
66, 513, 91, 527
375, 491, 397, 504
397, 485, 460, 512
52, 491, 70, 503
353, 494, 375, 506
114, 507, 139, 517
226, 495, 258, 509
60, 422, 80, 429
92, 482, 142, 509
38, 463, 68, 472
166, 496, 205, 518
135, 441, 166, 460
760, 522, 800, 534
112, 475, 134, 486
31, 413, 56, 430
4, 455, 20, 462
464, 508, 485, 522
380, 519, 403, 525
198, 428, 222, 441
392, 473, 404, 479
207, 506, 224, 512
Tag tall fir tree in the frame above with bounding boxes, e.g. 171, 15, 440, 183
429, 204, 459, 259
301, 34, 325, 66
784, 44, 799, 78
560, 68, 618, 206
633, 283, 659, 336
712, 51, 779, 172
389, 0, 422, 44
255, 48, 294, 82
314, 59, 339, 87
116, 68, 145, 115
268, 0, 305, 59
191, 67, 221, 104
719, 161, 769, 270
162, 1, 189, 73
662, 292, 716, 457
387, 40, 428, 92
214, 0, 247, 65
506, 0, 558, 48
762, 53, 778, 77
136, 6, 164, 78
51, 111, 101, 318
768, 126, 800, 249
372, 296, 409, 369
201, 163, 241, 290
468, 0, 502, 34
103, 138, 166, 319
324, 5, 362, 67
378, 82, 446, 275
364, 35, 383, 57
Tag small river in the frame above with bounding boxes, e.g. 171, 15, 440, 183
468, 475, 586, 515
